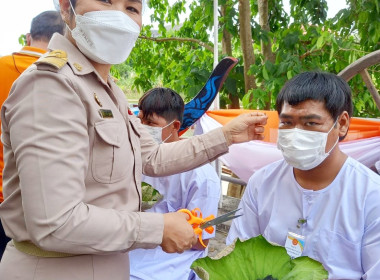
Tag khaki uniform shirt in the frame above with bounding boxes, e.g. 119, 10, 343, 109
0, 46, 46, 202
0, 34, 228, 279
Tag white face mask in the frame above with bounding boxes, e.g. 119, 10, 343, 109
277, 120, 339, 170
142, 121, 174, 144
67, 2, 141, 65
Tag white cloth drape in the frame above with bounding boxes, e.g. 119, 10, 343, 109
195, 114, 380, 182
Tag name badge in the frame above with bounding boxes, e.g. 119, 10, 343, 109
285, 231, 305, 259
99, 109, 113, 118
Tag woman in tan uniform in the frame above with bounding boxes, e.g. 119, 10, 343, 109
0, 0, 267, 279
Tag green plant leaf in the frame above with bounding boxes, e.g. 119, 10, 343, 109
141, 182, 162, 202
263, 66, 270, 80
316, 36, 324, 49
115, 0, 380, 118
282, 257, 330, 280
191, 235, 328, 280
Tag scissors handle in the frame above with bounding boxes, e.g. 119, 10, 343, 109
179, 208, 204, 225
178, 208, 215, 247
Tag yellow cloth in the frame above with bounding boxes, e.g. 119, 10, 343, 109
0, 46, 46, 202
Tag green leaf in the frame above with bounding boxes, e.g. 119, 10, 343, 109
241, 92, 253, 109
263, 66, 270, 80
191, 235, 328, 280
283, 32, 300, 49
287, 70, 293, 80
18, 34, 26, 46
316, 36, 324, 49
119, 0, 380, 118
141, 182, 162, 202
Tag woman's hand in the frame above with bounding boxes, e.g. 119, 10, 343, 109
222, 112, 268, 145
161, 212, 197, 253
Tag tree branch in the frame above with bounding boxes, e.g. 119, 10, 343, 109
299, 49, 322, 60
139, 36, 214, 52
299, 46, 371, 60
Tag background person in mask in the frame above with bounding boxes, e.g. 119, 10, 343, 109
226, 72, 380, 279
0, 0, 267, 279
0, 10, 64, 258
129, 88, 221, 280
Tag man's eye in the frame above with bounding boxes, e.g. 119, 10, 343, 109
127, 6, 140, 14
305, 122, 318, 126
279, 121, 291, 126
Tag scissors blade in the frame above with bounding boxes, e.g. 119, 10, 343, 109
200, 208, 242, 229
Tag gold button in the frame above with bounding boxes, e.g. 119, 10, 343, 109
73, 63, 82, 71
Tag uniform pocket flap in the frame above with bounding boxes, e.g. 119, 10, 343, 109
128, 117, 141, 138
94, 120, 123, 148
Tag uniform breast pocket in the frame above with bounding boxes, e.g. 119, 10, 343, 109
92, 120, 132, 184
313, 229, 362, 276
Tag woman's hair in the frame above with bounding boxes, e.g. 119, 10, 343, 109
276, 71, 353, 120
138, 88, 184, 124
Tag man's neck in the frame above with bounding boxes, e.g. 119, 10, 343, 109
166, 134, 180, 143
29, 40, 49, 51
293, 148, 348, 191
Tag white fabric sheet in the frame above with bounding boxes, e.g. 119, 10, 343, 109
195, 114, 380, 182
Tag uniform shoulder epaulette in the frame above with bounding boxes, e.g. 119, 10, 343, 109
35, 50, 68, 72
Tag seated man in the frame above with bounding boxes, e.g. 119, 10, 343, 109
130, 88, 221, 280
227, 72, 380, 279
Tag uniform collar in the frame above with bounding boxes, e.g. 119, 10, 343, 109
48, 33, 95, 76
14, 46, 46, 58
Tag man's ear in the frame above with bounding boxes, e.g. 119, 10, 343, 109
25, 33, 32, 46
137, 111, 144, 120
173, 120, 181, 132
338, 111, 350, 139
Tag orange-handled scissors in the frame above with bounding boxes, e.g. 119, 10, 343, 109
178, 208, 242, 247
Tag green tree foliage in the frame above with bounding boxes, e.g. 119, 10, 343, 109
18, 34, 26, 47
121, 0, 380, 117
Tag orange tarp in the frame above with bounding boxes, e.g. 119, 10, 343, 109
207, 109, 380, 143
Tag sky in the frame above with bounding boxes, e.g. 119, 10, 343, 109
0, 0, 348, 56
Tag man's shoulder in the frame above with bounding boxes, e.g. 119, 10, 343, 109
0, 48, 44, 78
246, 159, 289, 188
189, 163, 220, 181
254, 159, 288, 177
0, 54, 15, 68
344, 157, 380, 184
0, 54, 13, 62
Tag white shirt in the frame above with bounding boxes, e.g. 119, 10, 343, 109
227, 157, 380, 280
130, 163, 221, 280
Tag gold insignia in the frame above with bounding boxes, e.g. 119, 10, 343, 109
73, 63, 82, 71
94, 93, 103, 107
35, 50, 68, 70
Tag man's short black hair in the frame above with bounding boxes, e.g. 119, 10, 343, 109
276, 71, 353, 121
30, 11, 65, 42
138, 87, 184, 124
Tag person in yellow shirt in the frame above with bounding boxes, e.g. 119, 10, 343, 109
0, 10, 64, 258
